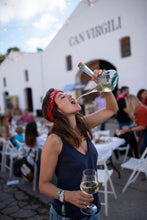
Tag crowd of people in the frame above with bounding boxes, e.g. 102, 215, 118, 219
0, 108, 49, 183
0, 74, 146, 219
116, 88, 147, 157
93, 87, 147, 158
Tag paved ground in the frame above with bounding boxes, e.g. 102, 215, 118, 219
0, 118, 147, 219
0, 159, 147, 220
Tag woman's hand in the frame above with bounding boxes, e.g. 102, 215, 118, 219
65, 190, 94, 209
91, 69, 104, 84
122, 126, 130, 133
116, 129, 125, 136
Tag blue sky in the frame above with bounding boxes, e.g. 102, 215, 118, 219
0, 0, 80, 55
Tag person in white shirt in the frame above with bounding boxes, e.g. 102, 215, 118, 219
94, 92, 106, 130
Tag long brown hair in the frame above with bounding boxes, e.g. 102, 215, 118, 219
25, 122, 38, 148
42, 88, 93, 148
0, 114, 10, 137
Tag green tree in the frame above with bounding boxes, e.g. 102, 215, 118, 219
7, 47, 20, 54
37, 48, 43, 52
0, 47, 20, 64
0, 54, 6, 64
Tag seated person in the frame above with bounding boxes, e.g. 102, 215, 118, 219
25, 122, 45, 180
0, 114, 11, 140
117, 95, 147, 156
12, 126, 24, 149
16, 109, 35, 125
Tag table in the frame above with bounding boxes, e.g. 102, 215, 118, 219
93, 136, 125, 178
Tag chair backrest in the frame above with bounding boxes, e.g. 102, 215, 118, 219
16, 140, 27, 158
140, 147, 147, 159
4, 140, 18, 155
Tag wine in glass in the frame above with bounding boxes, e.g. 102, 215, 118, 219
80, 169, 99, 215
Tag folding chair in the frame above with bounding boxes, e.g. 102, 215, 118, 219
97, 154, 117, 216
33, 150, 40, 191
121, 147, 147, 192
16, 140, 27, 158
0, 137, 6, 172
3, 141, 18, 177
116, 143, 130, 163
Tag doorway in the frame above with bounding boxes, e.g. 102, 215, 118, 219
25, 88, 33, 112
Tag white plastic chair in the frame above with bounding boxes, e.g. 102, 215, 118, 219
33, 149, 41, 191
0, 137, 6, 172
116, 143, 130, 163
16, 140, 27, 158
3, 141, 18, 177
97, 153, 117, 216
121, 147, 147, 192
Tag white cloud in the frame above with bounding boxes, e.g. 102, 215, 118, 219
33, 13, 59, 31
0, 0, 66, 23
25, 33, 57, 52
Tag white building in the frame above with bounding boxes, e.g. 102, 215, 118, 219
0, 0, 147, 115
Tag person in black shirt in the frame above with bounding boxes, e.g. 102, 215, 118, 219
116, 86, 131, 129
115, 87, 139, 158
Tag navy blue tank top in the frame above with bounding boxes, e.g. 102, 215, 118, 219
52, 138, 101, 219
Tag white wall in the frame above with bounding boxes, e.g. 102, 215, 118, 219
0, 51, 43, 113
44, 0, 147, 94
0, 0, 147, 114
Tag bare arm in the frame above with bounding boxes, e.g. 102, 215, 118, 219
39, 134, 93, 209
123, 107, 128, 113
119, 125, 146, 134
39, 134, 62, 199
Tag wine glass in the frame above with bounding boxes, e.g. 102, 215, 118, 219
80, 169, 99, 215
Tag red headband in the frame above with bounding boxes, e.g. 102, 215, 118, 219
47, 90, 63, 122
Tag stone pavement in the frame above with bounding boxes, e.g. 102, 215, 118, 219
0, 118, 147, 219
0, 173, 51, 220
0, 158, 147, 220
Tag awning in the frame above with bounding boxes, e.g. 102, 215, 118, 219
63, 83, 86, 92
73, 83, 86, 91
63, 84, 75, 92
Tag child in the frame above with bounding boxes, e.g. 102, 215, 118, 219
12, 126, 24, 149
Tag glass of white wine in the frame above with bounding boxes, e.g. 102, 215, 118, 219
80, 169, 99, 215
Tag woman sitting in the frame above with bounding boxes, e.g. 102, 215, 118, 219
25, 121, 45, 179
118, 95, 147, 156
0, 114, 11, 140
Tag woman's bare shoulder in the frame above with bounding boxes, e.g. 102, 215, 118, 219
43, 133, 62, 154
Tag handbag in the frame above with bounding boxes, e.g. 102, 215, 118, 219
13, 149, 35, 181
21, 161, 34, 182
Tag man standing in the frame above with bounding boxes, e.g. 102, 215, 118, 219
116, 86, 131, 129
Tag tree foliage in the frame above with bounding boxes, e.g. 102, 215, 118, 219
7, 47, 20, 54
0, 47, 20, 64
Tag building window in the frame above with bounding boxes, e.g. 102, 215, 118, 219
3, 77, 6, 87
25, 69, 29, 81
120, 36, 131, 58
66, 55, 72, 71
